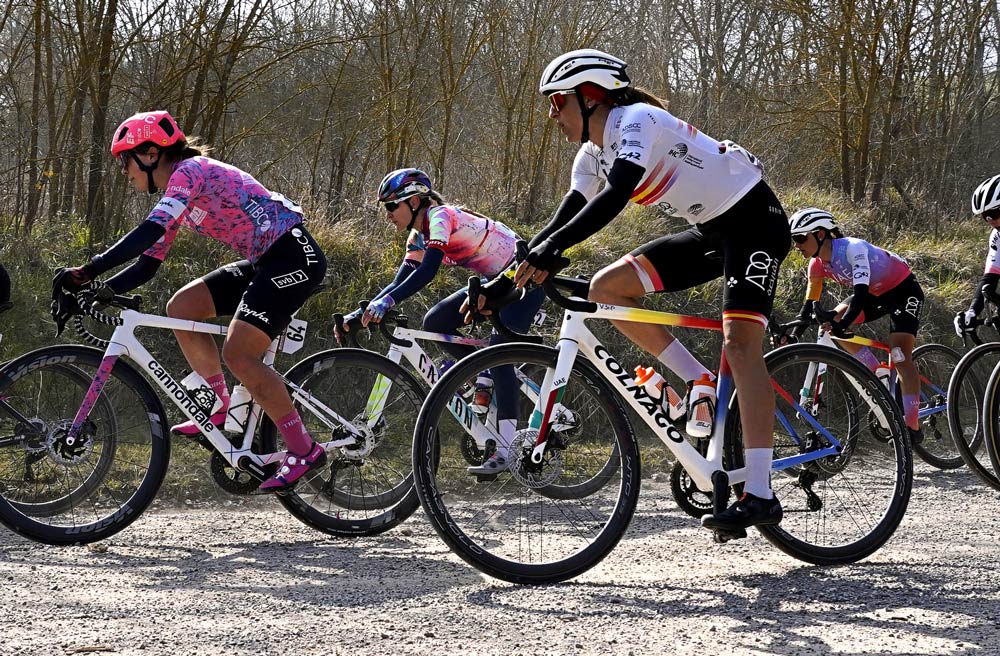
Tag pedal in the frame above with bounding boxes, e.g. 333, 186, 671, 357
712, 528, 747, 543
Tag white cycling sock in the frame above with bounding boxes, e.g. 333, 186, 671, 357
657, 340, 713, 384
496, 419, 517, 456
743, 448, 773, 499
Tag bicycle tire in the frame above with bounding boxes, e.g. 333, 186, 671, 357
909, 343, 964, 469
947, 342, 1000, 489
0, 345, 170, 545
5, 363, 119, 518
260, 348, 423, 537
979, 359, 1000, 485
724, 344, 911, 565
412, 343, 641, 584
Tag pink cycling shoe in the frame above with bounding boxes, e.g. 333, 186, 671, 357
259, 442, 327, 491
171, 410, 227, 436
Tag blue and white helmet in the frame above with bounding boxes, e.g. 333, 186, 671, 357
971, 175, 1000, 216
789, 207, 838, 236
376, 168, 432, 203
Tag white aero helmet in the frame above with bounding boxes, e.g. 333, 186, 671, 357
789, 207, 838, 236
538, 49, 630, 95
971, 174, 1000, 215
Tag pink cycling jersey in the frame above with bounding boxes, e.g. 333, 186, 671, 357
404, 205, 519, 276
807, 237, 911, 297
142, 156, 304, 263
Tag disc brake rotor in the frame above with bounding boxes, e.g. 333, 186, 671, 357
507, 429, 563, 488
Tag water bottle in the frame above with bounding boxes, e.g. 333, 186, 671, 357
225, 384, 253, 433
634, 366, 685, 421
180, 371, 222, 415
875, 362, 891, 390
686, 374, 717, 438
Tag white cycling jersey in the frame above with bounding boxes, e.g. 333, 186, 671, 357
984, 228, 1000, 275
570, 103, 764, 225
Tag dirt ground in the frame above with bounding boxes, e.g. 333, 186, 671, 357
1, 463, 998, 656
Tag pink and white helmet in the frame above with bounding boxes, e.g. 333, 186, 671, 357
110, 111, 185, 156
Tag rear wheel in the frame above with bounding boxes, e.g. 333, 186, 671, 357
260, 348, 423, 536
909, 344, 963, 469
725, 344, 911, 565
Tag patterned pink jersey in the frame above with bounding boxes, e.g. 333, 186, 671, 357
806, 237, 911, 297
404, 205, 519, 276
142, 156, 304, 263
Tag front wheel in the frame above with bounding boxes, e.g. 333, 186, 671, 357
947, 343, 1000, 488
725, 344, 912, 565
0, 345, 170, 545
260, 348, 423, 537
412, 343, 641, 584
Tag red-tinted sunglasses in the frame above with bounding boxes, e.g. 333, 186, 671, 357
548, 91, 576, 113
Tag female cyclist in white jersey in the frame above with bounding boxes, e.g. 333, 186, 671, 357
955, 174, 1000, 335
514, 50, 791, 533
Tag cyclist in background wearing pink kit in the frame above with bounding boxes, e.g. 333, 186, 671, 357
788, 208, 925, 445
52, 111, 328, 491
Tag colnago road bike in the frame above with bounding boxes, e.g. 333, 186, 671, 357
0, 286, 424, 545
411, 273, 913, 584
773, 314, 963, 470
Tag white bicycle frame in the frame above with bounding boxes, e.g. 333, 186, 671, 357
364, 325, 544, 450
66, 309, 360, 475
527, 299, 865, 494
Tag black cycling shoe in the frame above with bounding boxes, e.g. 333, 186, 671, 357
701, 492, 783, 532
908, 426, 924, 446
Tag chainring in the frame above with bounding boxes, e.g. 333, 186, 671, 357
209, 451, 263, 495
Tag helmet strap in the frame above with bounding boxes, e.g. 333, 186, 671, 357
811, 230, 828, 259
575, 89, 599, 144
130, 149, 163, 195
406, 196, 430, 231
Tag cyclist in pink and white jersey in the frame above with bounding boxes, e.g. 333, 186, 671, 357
337, 168, 544, 474
53, 110, 328, 491
788, 207, 924, 444
506, 49, 790, 534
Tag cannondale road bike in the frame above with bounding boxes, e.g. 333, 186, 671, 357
0, 287, 423, 545
411, 274, 913, 584
772, 315, 962, 470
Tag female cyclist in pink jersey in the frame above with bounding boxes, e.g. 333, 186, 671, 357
53, 110, 328, 491
509, 49, 790, 533
787, 207, 924, 444
337, 168, 545, 474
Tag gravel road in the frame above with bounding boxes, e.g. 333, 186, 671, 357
2, 463, 999, 656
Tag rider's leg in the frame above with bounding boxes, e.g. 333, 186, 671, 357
167, 279, 223, 376
889, 332, 920, 431
589, 254, 713, 383
167, 279, 230, 434
831, 303, 880, 370
423, 288, 476, 362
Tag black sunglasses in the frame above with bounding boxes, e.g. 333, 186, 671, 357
792, 233, 810, 244
117, 152, 130, 171
983, 208, 1000, 221
383, 201, 400, 212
